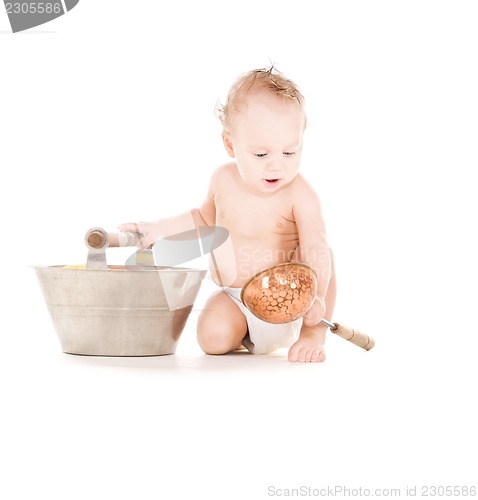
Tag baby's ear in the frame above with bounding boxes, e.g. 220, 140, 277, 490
222, 130, 235, 158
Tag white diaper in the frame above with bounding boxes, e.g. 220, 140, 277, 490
223, 286, 302, 355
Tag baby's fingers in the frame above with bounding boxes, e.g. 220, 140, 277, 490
117, 223, 148, 250
303, 312, 322, 327
117, 221, 161, 250
302, 299, 325, 326
118, 222, 141, 233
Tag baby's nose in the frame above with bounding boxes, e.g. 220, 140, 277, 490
266, 158, 284, 171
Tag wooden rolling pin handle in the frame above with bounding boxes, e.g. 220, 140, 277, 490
85, 228, 143, 250
331, 322, 375, 351
108, 232, 143, 248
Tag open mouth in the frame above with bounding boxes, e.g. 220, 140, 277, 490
265, 179, 280, 184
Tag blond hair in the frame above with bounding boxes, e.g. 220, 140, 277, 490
216, 66, 306, 130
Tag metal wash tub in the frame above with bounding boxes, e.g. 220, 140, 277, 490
34, 228, 207, 356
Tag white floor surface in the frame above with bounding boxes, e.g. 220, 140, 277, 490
2, 267, 477, 499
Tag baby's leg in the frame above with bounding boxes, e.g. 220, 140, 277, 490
197, 291, 248, 355
288, 249, 337, 362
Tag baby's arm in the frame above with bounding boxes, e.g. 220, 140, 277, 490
292, 179, 331, 325
118, 171, 217, 250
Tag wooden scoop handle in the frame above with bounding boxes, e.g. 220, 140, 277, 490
330, 322, 375, 350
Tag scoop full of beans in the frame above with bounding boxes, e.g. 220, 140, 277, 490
241, 263, 318, 324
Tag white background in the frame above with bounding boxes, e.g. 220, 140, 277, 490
1, 1, 477, 499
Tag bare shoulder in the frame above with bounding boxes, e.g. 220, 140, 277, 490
290, 174, 327, 234
211, 162, 238, 181
209, 162, 239, 191
199, 163, 237, 224
290, 174, 321, 207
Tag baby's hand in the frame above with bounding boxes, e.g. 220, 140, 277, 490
117, 221, 161, 251
302, 294, 326, 327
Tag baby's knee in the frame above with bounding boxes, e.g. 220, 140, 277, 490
197, 322, 241, 355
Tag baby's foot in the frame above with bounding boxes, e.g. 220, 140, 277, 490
288, 326, 326, 363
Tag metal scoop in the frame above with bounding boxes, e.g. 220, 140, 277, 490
241, 263, 375, 351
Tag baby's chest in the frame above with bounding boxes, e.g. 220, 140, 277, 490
215, 195, 296, 237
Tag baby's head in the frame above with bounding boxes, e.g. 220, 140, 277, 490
217, 67, 307, 193
216, 66, 306, 132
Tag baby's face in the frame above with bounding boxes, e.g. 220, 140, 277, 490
224, 93, 305, 193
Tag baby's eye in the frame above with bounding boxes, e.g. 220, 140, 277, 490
254, 153, 268, 158
283, 152, 296, 156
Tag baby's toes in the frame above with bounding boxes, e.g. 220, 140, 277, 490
310, 349, 326, 363
288, 344, 300, 362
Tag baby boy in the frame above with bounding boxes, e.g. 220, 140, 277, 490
119, 67, 336, 362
